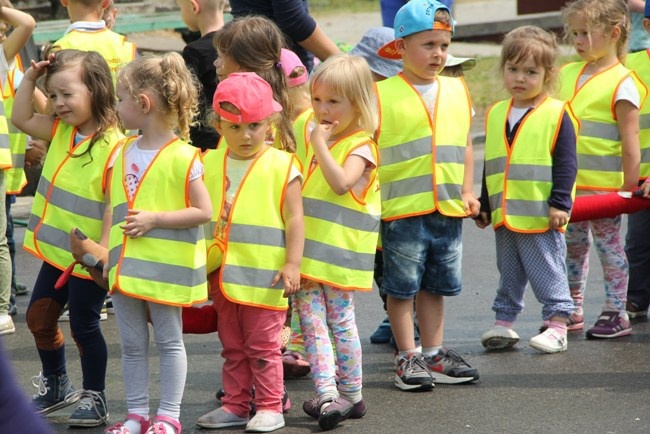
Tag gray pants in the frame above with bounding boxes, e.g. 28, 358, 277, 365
0, 171, 10, 315
111, 290, 187, 419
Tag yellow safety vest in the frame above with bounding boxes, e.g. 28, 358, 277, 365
24, 121, 122, 277
375, 74, 471, 220
485, 97, 576, 233
108, 137, 207, 306
293, 107, 315, 174
0, 86, 9, 170
301, 131, 380, 291
626, 49, 650, 181
203, 146, 297, 310
2, 57, 27, 193
559, 61, 648, 191
52, 28, 136, 83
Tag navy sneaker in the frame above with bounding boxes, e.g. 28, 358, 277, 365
68, 390, 109, 427
31, 372, 79, 414
369, 318, 392, 344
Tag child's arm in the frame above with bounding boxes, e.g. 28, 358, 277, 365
272, 177, 304, 297
615, 100, 641, 191
462, 133, 480, 218
0, 4, 35, 64
310, 121, 367, 195
121, 177, 213, 238
474, 163, 491, 229
11, 59, 56, 141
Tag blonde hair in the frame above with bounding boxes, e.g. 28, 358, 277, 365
214, 16, 296, 152
562, 0, 630, 63
499, 26, 559, 93
310, 54, 378, 136
200, 0, 229, 12
117, 52, 199, 142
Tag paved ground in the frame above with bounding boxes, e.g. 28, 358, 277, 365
5, 146, 650, 433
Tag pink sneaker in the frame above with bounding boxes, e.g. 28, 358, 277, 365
529, 328, 568, 353
566, 313, 584, 331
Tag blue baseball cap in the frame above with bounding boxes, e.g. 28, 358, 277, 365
378, 0, 455, 60
646, 0, 650, 18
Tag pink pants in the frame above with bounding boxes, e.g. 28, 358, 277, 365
214, 287, 285, 417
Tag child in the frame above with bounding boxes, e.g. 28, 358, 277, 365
12, 49, 122, 427
178, 0, 227, 150
282, 47, 312, 168
104, 52, 212, 434
375, 0, 480, 390
624, 1, 650, 319
440, 54, 477, 77
476, 26, 578, 353
213, 15, 296, 152
296, 53, 379, 431
196, 72, 303, 432
49, 0, 136, 82
0, 0, 36, 335
560, 0, 646, 338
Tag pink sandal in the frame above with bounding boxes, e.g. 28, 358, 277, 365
145, 415, 181, 434
105, 414, 150, 434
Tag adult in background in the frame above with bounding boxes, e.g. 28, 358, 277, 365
228, 0, 340, 72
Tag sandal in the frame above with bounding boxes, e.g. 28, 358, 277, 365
144, 415, 181, 434
105, 414, 150, 434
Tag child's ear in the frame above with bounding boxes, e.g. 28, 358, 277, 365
101, 0, 110, 9
395, 38, 407, 57
611, 24, 622, 41
138, 94, 151, 113
60, 0, 68, 7
643, 18, 650, 34
190, 0, 200, 14
214, 120, 223, 134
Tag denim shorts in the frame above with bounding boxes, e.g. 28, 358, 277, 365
380, 212, 463, 299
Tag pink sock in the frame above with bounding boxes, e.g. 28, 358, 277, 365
495, 320, 514, 329
548, 320, 567, 335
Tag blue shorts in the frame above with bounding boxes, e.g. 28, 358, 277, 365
380, 212, 463, 299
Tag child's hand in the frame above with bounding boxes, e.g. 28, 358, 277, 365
25, 138, 47, 167
25, 55, 53, 81
462, 193, 480, 218
272, 263, 301, 297
120, 209, 156, 238
310, 120, 339, 146
638, 180, 650, 198
474, 211, 491, 229
549, 206, 569, 229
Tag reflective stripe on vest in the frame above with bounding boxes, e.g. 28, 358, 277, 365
23, 121, 121, 276
627, 49, 650, 180
559, 61, 648, 190
2, 62, 27, 193
108, 137, 207, 307
301, 131, 380, 290
0, 97, 10, 169
485, 97, 575, 232
203, 146, 296, 310
376, 74, 470, 219
52, 29, 136, 84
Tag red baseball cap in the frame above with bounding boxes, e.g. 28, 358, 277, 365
212, 72, 283, 123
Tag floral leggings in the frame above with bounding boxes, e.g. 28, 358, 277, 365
293, 279, 363, 402
565, 216, 628, 313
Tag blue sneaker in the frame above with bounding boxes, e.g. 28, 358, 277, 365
369, 318, 392, 344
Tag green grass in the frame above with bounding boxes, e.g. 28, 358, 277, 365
310, 0, 379, 15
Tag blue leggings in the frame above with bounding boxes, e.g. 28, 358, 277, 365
27, 261, 108, 392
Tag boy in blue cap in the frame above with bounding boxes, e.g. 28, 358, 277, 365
624, 1, 650, 319
375, 0, 480, 391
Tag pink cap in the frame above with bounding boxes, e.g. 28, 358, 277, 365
212, 72, 283, 123
279, 48, 308, 88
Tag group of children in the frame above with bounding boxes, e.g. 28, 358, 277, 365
0, 0, 649, 433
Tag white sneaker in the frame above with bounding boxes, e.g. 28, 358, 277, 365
246, 410, 285, 433
530, 328, 567, 353
481, 325, 519, 350
0, 314, 15, 336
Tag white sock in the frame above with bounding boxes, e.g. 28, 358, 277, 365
421, 346, 442, 358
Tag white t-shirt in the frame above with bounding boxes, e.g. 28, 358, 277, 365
413, 78, 476, 119
120, 138, 203, 200
507, 106, 530, 132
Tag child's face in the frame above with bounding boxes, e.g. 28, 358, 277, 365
214, 52, 241, 82
397, 29, 450, 85
503, 55, 546, 108
115, 83, 143, 131
47, 66, 96, 135
311, 81, 358, 142
643, 18, 650, 33
177, 0, 199, 32
217, 118, 271, 160
568, 14, 616, 63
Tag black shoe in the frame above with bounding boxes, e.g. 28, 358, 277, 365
31, 372, 79, 414
8, 298, 17, 316
13, 281, 29, 296
68, 390, 109, 427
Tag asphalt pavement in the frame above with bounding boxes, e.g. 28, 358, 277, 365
4, 146, 650, 433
